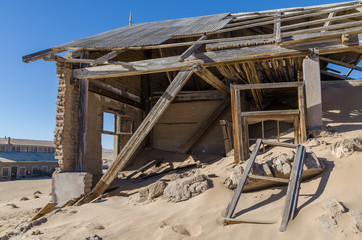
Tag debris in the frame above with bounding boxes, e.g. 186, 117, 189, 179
330, 137, 362, 158
348, 210, 362, 222
84, 234, 103, 240
32, 230, 42, 235
317, 214, 337, 233
322, 199, 346, 219
20, 197, 29, 201
306, 138, 321, 148
34, 195, 40, 199
133, 181, 166, 203
223, 164, 246, 189
163, 171, 209, 202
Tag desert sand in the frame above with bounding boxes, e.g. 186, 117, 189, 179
1, 85, 362, 240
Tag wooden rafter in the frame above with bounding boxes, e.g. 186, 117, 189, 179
179, 35, 208, 62
193, 66, 230, 95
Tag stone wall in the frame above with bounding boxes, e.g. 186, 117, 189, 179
54, 62, 79, 172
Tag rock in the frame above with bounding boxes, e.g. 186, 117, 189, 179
271, 152, 294, 176
84, 234, 102, 240
322, 199, 346, 219
317, 214, 337, 233
330, 137, 362, 158
307, 138, 320, 148
32, 230, 42, 235
348, 210, 362, 222
223, 165, 245, 189
356, 220, 362, 233
136, 181, 166, 203
163, 171, 209, 202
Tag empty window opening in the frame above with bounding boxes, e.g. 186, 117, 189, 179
2, 167, 9, 178
103, 112, 115, 133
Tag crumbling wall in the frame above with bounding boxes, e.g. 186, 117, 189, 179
54, 62, 79, 172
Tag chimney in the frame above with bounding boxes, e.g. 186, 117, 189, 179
7, 137, 10, 144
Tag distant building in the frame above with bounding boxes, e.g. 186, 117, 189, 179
0, 137, 58, 180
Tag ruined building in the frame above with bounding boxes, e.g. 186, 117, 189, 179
23, 1, 362, 204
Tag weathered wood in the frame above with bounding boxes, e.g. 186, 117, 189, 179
280, 145, 306, 232
274, 12, 282, 43
230, 84, 243, 164
262, 140, 298, 148
178, 97, 230, 153
321, 79, 362, 88
298, 86, 307, 143
240, 109, 299, 117
194, 66, 230, 95
248, 174, 289, 183
224, 139, 262, 220
81, 68, 193, 203
233, 82, 303, 90
179, 35, 208, 62
220, 120, 233, 154
91, 50, 120, 67
32, 203, 57, 221
88, 81, 143, 109
159, 48, 173, 83
321, 70, 354, 80
126, 159, 157, 180
72, 35, 360, 80
281, 11, 362, 31
319, 56, 362, 72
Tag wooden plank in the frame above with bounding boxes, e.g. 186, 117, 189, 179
194, 66, 230, 95
230, 84, 243, 164
240, 109, 299, 117
321, 79, 362, 87
32, 203, 57, 221
280, 145, 306, 232
223, 217, 276, 225
152, 90, 225, 103
321, 70, 354, 80
88, 81, 143, 109
126, 159, 157, 180
234, 82, 303, 90
319, 56, 362, 72
179, 35, 208, 62
91, 50, 120, 67
159, 48, 173, 83
72, 37, 360, 80
81, 68, 193, 203
178, 97, 230, 153
298, 86, 307, 143
220, 120, 233, 153
262, 140, 298, 148
274, 12, 282, 43
281, 11, 362, 31
224, 139, 262, 220
248, 174, 289, 183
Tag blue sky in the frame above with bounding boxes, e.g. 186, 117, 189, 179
0, 0, 352, 149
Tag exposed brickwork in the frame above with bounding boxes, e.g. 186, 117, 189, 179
54, 63, 79, 172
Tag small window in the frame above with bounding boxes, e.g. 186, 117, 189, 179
103, 112, 115, 133
0, 146, 4, 152
32, 167, 39, 175
33, 147, 37, 152
41, 166, 48, 172
2, 168, 9, 177
19, 167, 26, 177
15, 146, 20, 152
24, 147, 28, 152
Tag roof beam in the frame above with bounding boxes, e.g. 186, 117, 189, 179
319, 56, 362, 72
72, 35, 360, 80
91, 51, 120, 67
321, 70, 354, 80
179, 35, 208, 62
193, 65, 230, 95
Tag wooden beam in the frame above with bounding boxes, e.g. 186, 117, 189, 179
193, 66, 230, 95
240, 109, 299, 117
321, 79, 362, 87
230, 84, 243, 164
152, 90, 225, 103
234, 82, 303, 90
81, 68, 193, 203
88, 81, 143, 109
91, 51, 120, 67
179, 35, 208, 62
319, 56, 362, 72
178, 97, 230, 154
321, 70, 354, 80
224, 139, 262, 220
72, 36, 360, 80
274, 12, 282, 43
298, 86, 307, 143
262, 140, 298, 148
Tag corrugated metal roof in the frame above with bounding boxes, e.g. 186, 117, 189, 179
0, 153, 56, 162
56, 13, 231, 49
0, 138, 54, 147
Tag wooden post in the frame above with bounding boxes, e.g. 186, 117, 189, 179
303, 49, 323, 130
298, 85, 307, 142
76, 51, 89, 172
82, 68, 193, 202
220, 120, 233, 154
230, 84, 243, 164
